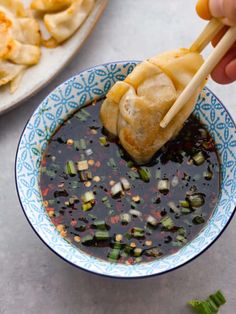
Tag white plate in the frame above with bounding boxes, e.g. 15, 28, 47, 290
0, 0, 108, 115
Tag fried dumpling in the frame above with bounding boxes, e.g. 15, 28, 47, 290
31, 0, 73, 12
0, 9, 41, 65
100, 49, 206, 164
44, 0, 95, 43
0, 60, 25, 87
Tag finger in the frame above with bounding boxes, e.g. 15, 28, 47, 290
222, 0, 236, 25
211, 44, 236, 84
225, 59, 236, 81
196, 0, 212, 20
209, 0, 224, 17
210, 0, 236, 25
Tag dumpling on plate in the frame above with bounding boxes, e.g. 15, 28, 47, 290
0, 10, 41, 65
100, 49, 206, 164
0, 60, 25, 89
43, 0, 95, 44
31, 0, 73, 12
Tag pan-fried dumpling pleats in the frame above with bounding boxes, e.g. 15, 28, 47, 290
44, 0, 95, 43
31, 0, 73, 12
0, 10, 41, 65
0, 60, 25, 86
0, 1, 41, 91
100, 49, 206, 164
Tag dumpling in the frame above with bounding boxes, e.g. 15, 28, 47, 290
0, 60, 25, 87
0, 1, 41, 92
43, 0, 95, 43
0, 6, 41, 65
31, 0, 73, 12
100, 49, 206, 165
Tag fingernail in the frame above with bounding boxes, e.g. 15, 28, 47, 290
209, 0, 224, 17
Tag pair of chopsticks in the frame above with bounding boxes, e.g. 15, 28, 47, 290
160, 19, 236, 128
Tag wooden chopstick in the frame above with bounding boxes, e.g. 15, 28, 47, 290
160, 24, 236, 129
190, 18, 224, 53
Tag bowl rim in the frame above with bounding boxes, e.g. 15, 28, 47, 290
15, 60, 236, 279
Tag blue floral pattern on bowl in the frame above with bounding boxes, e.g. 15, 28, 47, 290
15, 61, 236, 278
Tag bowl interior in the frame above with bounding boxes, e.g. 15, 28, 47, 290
16, 61, 236, 278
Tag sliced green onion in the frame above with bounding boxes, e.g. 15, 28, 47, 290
130, 201, 137, 209
127, 170, 139, 180
79, 139, 87, 150
171, 176, 179, 187
188, 290, 226, 314
192, 151, 205, 165
82, 191, 95, 203
116, 148, 124, 158
71, 181, 79, 189
138, 167, 151, 182
144, 247, 161, 257
102, 196, 108, 202
107, 158, 117, 170
95, 231, 110, 241
177, 227, 187, 237
65, 161, 76, 176
92, 220, 107, 230
74, 140, 80, 150
81, 234, 94, 245
187, 193, 205, 208
146, 215, 158, 227
127, 161, 134, 168
181, 207, 191, 214
192, 216, 205, 225
111, 182, 123, 196
69, 196, 79, 205
161, 216, 174, 230
157, 179, 170, 194
82, 202, 92, 211
120, 177, 131, 190
120, 213, 131, 225
209, 291, 226, 307
99, 137, 108, 146
133, 248, 142, 257
108, 248, 120, 261
104, 200, 112, 208
179, 200, 190, 208
193, 174, 201, 181
81, 109, 90, 117
132, 227, 144, 238
155, 170, 161, 179
203, 168, 213, 180
135, 257, 143, 263
176, 235, 187, 243
129, 209, 142, 217
88, 213, 97, 220
76, 223, 86, 232
79, 170, 92, 182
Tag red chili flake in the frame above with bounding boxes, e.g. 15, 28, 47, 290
70, 219, 77, 227
110, 215, 120, 224
95, 161, 101, 168
127, 257, 134, 265
46, 207, 55, 212
116, 202, 123, 211
41, 158, 47, 167
151, 210, 162, 220
42, 188, 49, 196
51, 216, 63, 226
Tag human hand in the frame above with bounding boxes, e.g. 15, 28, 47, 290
196, 0, 236, 84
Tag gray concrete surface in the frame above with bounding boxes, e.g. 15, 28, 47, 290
0, 1, 236, 313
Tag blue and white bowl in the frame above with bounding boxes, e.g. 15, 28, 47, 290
15, 61, 236, 278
